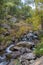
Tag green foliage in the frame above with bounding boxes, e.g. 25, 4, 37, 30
35, 0, 43, 3
0, 0, 43, 51
0, 0, 32, 19
34, 40, 43, 56
26, 11, 41, 31
35, 0, 43, 30
0, 36, 4, 42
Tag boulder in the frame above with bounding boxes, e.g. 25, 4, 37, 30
19, 53, 35, 62
16, 41, 34, 48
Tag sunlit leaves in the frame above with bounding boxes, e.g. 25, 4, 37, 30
34, 41, 43, 56
5, 2, 14, 7
32, 15, 41, 30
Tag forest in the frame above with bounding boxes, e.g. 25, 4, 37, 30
0, 0, 43, 65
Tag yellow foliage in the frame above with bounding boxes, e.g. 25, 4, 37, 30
16, 25, 29, 38
26, 18, 32, 23
32, 15, 41, 30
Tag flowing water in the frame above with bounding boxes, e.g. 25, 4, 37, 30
0, 61, 8, 65
0, 44, 14, 65
6, 44, 14, 53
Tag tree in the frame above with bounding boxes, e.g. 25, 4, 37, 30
34, 0, 43, 30
0, 0, 22, 19
0, 0, 5, 19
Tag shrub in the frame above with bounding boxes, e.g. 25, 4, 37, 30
34, 40, 43, 56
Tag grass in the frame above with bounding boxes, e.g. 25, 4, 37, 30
34, 39, 43, 56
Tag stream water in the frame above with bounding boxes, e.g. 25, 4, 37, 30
0, 61, 8, 65
0, 44, 14, 65
6, 44, 14, 53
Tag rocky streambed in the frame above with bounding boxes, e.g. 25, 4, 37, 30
0, 32, 40, 65
0, 41, 37, 65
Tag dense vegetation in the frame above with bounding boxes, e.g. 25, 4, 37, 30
0, 0, 43, 58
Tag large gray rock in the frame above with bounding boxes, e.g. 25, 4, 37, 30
19, 53, 35, 62
16, 41, 34, 48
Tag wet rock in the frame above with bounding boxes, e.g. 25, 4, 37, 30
6, 51, 21, 60
21, 37, 27, 41
0, 56, 6, 63
16, 41, 34, 48
27, 32, 34, 38
19, 53, 35, 62
27, 32, 38, 39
